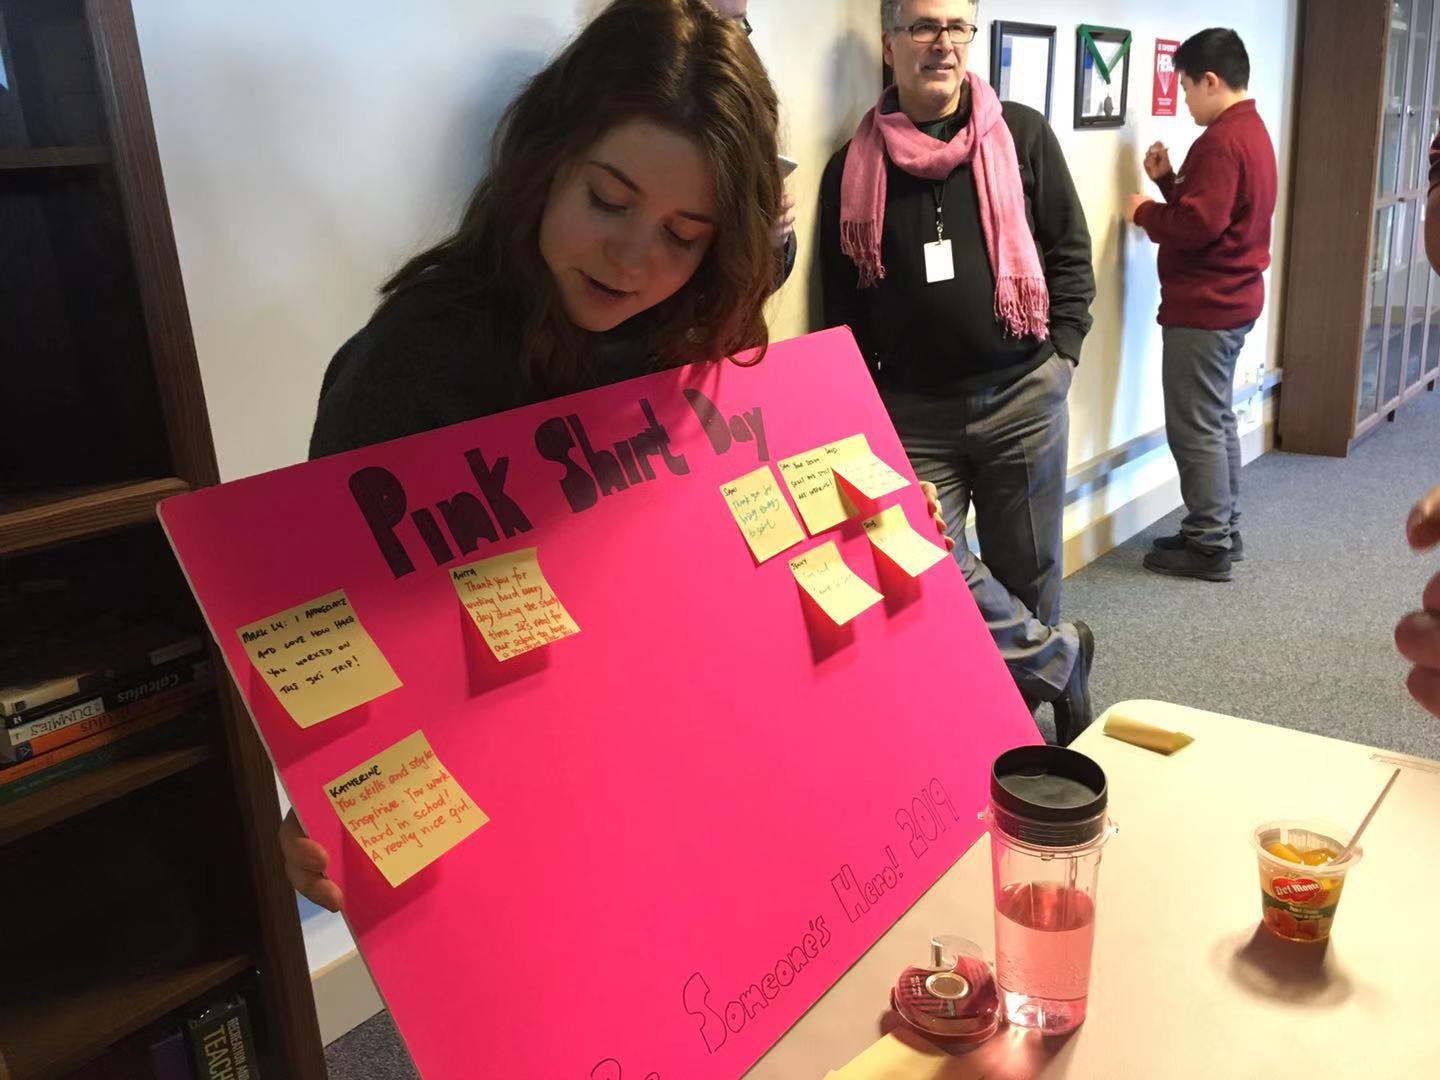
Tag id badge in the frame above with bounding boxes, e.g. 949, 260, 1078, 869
924, 239, 954, 284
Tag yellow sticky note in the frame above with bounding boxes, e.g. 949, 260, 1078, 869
832, 450, 911, 500
788, 541, 883, 625
325, 731, 488, 887
719, 465, 806, 563
776, 434, 870, 534
862, 505, 948, 577
451, 548, 580, 662
237, 589, 401, 728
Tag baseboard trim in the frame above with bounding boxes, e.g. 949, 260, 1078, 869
312, 948, 383, 1046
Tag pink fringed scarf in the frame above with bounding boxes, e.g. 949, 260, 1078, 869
840, 71, 1049, 341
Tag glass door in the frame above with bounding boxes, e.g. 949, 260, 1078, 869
1400, 0, 1437, 393
1402, 0, 1436, 190
1383, 201, 1417, 406
1379, 0, 1415, 196
1360, 205, 1397, 423
1405, 203, 1432, 388
1427, 269, 1440, 375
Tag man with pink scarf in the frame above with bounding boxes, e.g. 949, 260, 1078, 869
820, 1, 1096, 744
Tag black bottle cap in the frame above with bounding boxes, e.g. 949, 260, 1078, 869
990, 745, 1108, 847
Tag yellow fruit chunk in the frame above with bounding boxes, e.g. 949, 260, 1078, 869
1301, 848, 1338, 867
1265, 842, 1304, 864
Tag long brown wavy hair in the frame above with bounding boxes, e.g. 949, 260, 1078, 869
378, 0, 781, 394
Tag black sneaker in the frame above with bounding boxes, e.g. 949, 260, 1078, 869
1143, 543, 1233, 582
1153, 530, 1244, 561
1051, 621, 1094, 746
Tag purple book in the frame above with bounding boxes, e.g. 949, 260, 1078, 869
149, 1029, 196, 1080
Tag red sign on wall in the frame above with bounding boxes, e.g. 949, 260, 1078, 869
1154, 39, 1180, 117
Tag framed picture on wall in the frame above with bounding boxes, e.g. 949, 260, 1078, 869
1074, 25, 1132, 128
990, 22, 1057, 120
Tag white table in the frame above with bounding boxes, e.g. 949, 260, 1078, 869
746, 701, 1440, 1079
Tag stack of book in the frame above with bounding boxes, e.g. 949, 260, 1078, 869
143, 987, 262, 1080
64, 984, 263, 1079
0, 619, 214, 804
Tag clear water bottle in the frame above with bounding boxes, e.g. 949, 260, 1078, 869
981, 746, 1116, 1034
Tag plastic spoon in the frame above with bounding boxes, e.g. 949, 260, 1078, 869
1334, 768, 1401, 863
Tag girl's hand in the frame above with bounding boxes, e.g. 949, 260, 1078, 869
280, 808, 344, 913
921, 480, 956, 552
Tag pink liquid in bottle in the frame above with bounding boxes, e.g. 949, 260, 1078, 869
994, 882, 1096, 1033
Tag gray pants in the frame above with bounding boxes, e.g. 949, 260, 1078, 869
1162, 324, 1254, 552
882, 353, 1079, 703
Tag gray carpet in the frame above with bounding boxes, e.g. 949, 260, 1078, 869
324, 390, 1440, 1077
325, 1010, 418, 1079
1056, 388, 1440, 761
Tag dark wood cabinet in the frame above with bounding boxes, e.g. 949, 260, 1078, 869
1281, 0, 1440, 455
0, 2, 324, 1076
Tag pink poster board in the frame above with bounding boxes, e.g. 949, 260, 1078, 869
159, 329, 1040, 1079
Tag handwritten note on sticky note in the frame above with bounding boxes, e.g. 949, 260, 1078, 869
862, 506, 949, 577
237, 589, 401, 728
326, 731, 488, 887
719, 466, 806, 563
451, 548, 580, 662
832, 450, 910, 501
777, 434, 870, 534
788, 541, 883, 625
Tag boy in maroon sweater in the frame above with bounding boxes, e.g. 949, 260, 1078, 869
1126, 29, 1277, 582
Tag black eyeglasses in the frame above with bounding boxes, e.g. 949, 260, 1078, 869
896, 19, 978, 45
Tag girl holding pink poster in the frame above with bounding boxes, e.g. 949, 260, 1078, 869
277, 0, 955, 912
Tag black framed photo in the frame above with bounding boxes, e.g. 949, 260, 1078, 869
990, 22, 1057, 120
1074, 25, 1132, 129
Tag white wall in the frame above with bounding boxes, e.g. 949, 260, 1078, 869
131, 0, 1299, 1007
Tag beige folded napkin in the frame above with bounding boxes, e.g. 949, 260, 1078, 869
1103, 710, 1194, 755
824, 1028, 958, 1079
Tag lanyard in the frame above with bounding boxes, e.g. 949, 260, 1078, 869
931, 180, 948, 243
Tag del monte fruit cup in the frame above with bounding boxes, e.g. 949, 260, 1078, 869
1253, 820, 1362, 943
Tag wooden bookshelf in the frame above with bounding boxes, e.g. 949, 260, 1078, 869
0, 145, 109, 170
0, 954, 250, 1080
0, 739, 215, 846
0, 478, 190, 557
0, 0, 325, 1075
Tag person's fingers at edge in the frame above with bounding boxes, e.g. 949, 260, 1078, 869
290, 837, 331, 875
1406, 487, 1440, 549
304, 877, 344, 913
1406, 665, 1440, 720
285, 862, 343, 912
1424, 569, 1440, 613
1395, 610, 1440, 667
310, 878, 345, 913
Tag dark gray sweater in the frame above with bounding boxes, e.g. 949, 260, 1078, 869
308, 290, 655, 460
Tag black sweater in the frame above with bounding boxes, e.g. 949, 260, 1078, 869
819, 101, 1095, 393
309, 289, 655, 460
311, 236, 798, 461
